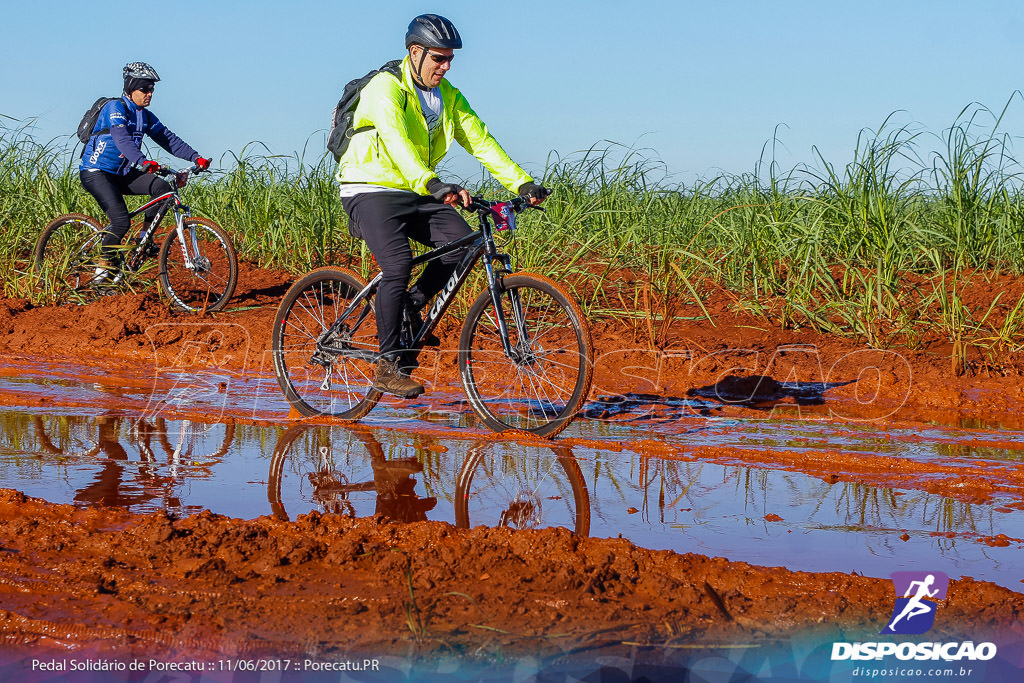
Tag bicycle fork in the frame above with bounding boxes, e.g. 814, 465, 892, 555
171, 206, 208, 273
483, 254, 533, 363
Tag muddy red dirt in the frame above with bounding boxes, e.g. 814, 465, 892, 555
3, 263, 1024, 429
2, 265, 1024, 674
1, 490, 1022, 662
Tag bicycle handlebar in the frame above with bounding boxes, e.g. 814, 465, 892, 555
466, 195, 545, 216
155, 163, 207, 177
151, 163, 209, 189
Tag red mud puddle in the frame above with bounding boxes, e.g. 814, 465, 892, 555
1, 488, 1023, 682
4, 270, 1024, 434
2, 364, 1023, 593
4, 354, 1024, 501
3, 274, 1024, 677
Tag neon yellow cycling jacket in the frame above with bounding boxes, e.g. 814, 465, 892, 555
335, 57, 532, 195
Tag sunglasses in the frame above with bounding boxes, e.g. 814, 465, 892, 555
426, 51, 455, 65
137, 84, 155, 93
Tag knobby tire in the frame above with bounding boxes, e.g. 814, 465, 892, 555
157, 217, 238, 312
272, 267, 382, 420
458, 272, 594, 438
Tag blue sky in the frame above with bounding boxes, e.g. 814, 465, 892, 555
2, 1, 1023, 184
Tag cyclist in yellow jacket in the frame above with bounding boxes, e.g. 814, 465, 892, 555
337, 13, 550, 398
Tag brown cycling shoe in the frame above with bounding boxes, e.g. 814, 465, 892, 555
373, 358, 425, 398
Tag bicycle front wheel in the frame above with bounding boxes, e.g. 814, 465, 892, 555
158, 217, 238, 312
272, 267, 382, 419
455, 442, 591, 536
32, 213, 105, 301
459, 273, 594, 438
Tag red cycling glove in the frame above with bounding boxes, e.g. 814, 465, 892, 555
140, 160, 160, 174
195, 156, 211, 170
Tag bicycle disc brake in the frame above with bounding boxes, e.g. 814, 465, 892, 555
189, 255, 211, 274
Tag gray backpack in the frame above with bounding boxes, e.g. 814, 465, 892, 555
76, 96, 118, 144
327, 60, 404, 162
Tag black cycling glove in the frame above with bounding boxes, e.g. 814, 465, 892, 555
427, 177, 466, 201
518, 181, 551, 201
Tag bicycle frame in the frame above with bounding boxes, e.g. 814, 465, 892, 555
88, 168, 203, 273
321, 198, 527, 362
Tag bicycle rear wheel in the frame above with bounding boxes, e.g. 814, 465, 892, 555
158, 217, 238, 312
459, 273, 593, 438
32, 213, 106, 301
272, 267, 382, 419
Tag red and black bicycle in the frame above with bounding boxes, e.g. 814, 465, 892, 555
33, 164, 238, 312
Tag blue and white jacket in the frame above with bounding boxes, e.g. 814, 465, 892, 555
80, 95, 199, 175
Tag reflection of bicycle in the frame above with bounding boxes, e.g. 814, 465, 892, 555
455, 441, 590, 536
267, 424, 436, 523
33, 415, 101, 458
33, 164, 238, 312
32, 414, 234, 512
153, 418, 235, 475
35, 415, 233, 462
271, 195, 594, 438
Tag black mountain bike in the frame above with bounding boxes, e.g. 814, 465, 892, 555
33, 164, 238, 312
271, 196, 594, 438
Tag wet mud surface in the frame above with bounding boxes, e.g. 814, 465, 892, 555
1, 266, 1024, 678
1, 490, 1022, 662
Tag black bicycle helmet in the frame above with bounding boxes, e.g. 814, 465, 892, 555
123, 62, 161, 82
405, 14, 462, 49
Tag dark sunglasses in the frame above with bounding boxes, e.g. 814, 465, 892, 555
426, 51, 454, 65
137, 84, 155, 93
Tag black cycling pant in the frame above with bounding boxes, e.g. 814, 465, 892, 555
341, 191, 473, 358
80, 168, 172, 258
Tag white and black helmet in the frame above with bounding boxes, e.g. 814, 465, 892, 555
123, 62, 161, 82
405, 14, 462, 49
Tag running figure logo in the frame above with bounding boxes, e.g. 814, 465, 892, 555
881, 571, 949, 635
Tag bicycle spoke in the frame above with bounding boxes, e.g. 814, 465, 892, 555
273, 269, 380, 419
159, 219, 237, 312
459, 275, 592, 436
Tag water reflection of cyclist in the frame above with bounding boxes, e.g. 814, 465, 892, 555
336, 14, 551, 398
372, 457, 437, 523
268, 425, 437, 523
72, 417, 167, 508
65, 416, 226, 513
79, 62, 211, 274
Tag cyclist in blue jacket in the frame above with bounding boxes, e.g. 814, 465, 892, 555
79, 62, 210, 274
